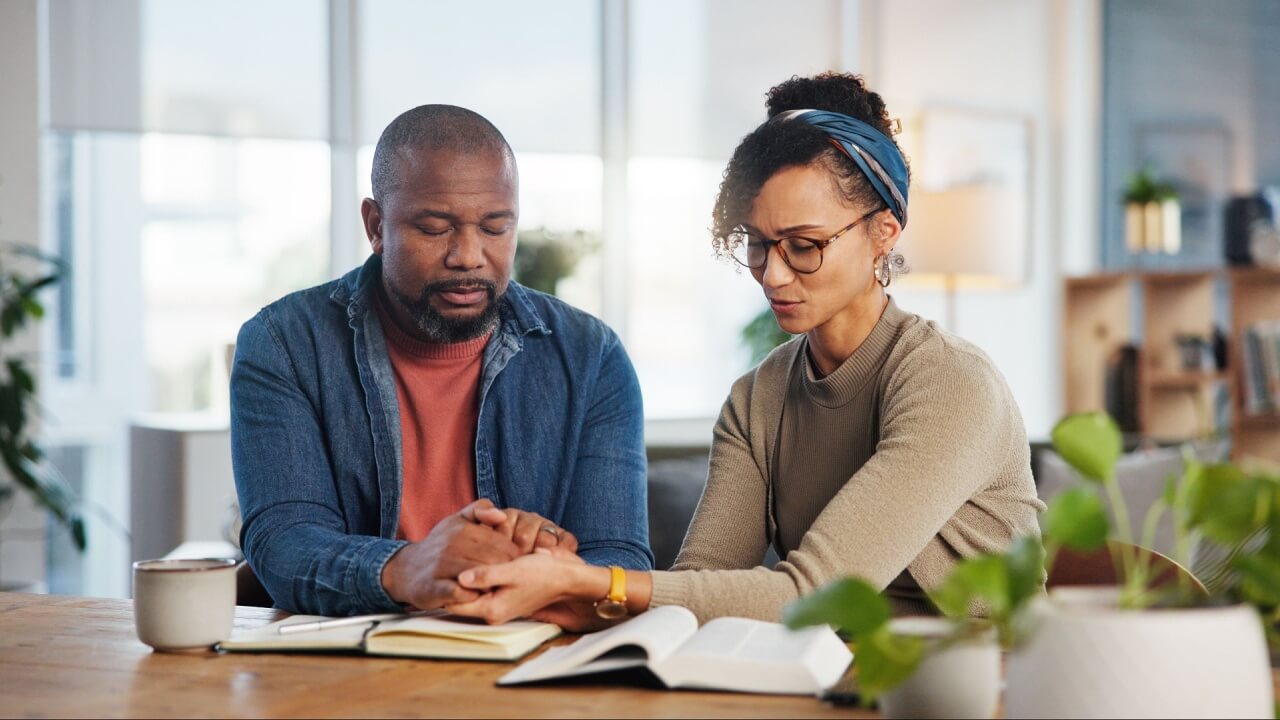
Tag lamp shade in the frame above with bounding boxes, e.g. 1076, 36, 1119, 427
900, 184, 1025, 284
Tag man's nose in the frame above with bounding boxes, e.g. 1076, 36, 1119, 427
445, 227, 485, 270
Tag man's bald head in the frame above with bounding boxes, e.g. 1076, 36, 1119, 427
371, 104, 516, 203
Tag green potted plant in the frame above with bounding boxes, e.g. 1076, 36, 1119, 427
0, 245, 84, 590
1004, 412, 1274, 718
740, 308, 793, 366
513, 227, 595, 296
786, 411, 1277, 718
1123, 168, 1181, 254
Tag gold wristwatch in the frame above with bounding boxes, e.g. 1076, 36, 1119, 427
594, 565, 628, 620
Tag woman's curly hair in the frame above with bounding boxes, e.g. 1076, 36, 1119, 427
710, 72, 910, 260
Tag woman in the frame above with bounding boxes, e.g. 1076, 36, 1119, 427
447, 72, 1044, 628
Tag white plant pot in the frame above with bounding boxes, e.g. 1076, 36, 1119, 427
1005, 586, 1273, 719
878, 617, 1000, 720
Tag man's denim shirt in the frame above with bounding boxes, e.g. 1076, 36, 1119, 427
231, 255, 652, 615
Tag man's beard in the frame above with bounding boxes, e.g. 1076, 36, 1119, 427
391, 278, 502, 344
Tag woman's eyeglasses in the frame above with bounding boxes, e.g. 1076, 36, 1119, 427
729, 207, 883, 274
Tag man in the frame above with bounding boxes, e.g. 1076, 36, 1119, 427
231, 105, 652, 616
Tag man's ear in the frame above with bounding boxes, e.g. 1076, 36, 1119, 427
361, 197, 384, 254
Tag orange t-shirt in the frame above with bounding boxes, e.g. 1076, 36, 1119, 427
375, 297, 490, 542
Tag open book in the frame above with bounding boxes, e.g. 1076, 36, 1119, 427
219, 612, 561, 661
498, 606, 852, 695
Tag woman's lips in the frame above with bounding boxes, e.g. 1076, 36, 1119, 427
768, 298, 801, 314
437, 289, 488, 306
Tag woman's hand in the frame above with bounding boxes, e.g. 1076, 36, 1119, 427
445, 550, 609, 627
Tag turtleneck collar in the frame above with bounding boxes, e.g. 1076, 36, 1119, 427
800, 296, 910, 408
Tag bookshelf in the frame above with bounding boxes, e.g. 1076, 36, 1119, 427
1063, 268, 1280, 464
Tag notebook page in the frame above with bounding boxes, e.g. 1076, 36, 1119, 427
371, 614, 556, 644
219, 615, 373, 650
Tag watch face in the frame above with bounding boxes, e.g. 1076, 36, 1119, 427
595, 600, 628, 620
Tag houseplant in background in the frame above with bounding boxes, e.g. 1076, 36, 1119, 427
513, 227, 595, 297
786, 411, 1277, 718
740, 307, 792, 366
1123, 167, 1182, 254
0, 245, 84, 588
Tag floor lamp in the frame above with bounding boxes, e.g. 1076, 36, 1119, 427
900, 185, 1024, 332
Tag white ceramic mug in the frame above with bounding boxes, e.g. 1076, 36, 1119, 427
132, 558, 237, 652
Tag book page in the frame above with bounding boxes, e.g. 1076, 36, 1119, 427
650, 617, 852, 695
498, 605, 698, 685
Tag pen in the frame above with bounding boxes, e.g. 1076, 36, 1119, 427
278, 613, 404, 635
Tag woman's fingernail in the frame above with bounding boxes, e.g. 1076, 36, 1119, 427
460, 570, 474, 584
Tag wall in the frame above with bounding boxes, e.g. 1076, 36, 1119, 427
0, 0, 47, 586
1101, 0, 1280, 269
866, 0, 1102, 439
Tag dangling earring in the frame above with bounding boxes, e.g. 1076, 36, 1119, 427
873, 254, 892, 288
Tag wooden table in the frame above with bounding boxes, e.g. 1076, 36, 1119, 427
0, 593, 865, 718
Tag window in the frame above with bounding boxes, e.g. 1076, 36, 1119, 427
42, 0, 854, 597
141, 136, 330, 411
626, 0, 842, 417
357, 0, 606, 315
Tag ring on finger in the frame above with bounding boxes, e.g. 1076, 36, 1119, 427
539, 524, 561, 538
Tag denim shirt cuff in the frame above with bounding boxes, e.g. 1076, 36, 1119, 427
578, 541, 655, 571
355, 537, 410, 612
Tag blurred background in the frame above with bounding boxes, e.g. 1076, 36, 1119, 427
0, 0, 1277, 598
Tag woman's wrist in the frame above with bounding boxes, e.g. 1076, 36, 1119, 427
573, 564, 613, 602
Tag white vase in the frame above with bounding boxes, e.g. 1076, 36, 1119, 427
1005, 586, 1273, 719
878, 617, 1000, 720
1160, 198, 1182, 254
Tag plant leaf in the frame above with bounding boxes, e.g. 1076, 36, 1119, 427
22, 274, 59, 294
1186, 464, 1264, 546
931, 554, 1009, 619
7, 360, 33, 394
69, 516, 87, 551
1234, 553, 1280, 606
1042, 485, 1110, 551
19, 296, 43, 320
855, 626, 926, 702
783, 577, 889, 638
1005, 535, 1047, 611
1051, 412, 1122, 483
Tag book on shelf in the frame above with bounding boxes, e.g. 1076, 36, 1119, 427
1242, 322, 1280, 416
219, 611, 560, 661
497, 605, 852, 695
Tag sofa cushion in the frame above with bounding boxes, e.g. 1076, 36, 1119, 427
646, 455, 710, 570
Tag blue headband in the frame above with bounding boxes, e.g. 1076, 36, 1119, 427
775, 109, 909, 228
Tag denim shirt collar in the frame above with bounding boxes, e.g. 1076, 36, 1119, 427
328, 254, 551, 338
